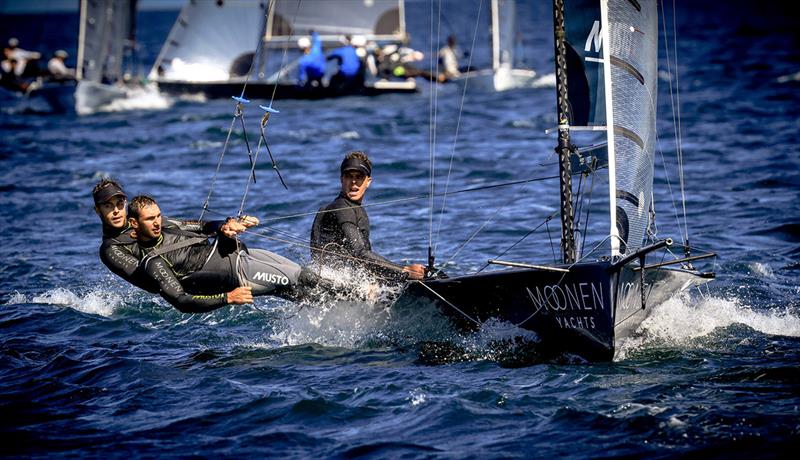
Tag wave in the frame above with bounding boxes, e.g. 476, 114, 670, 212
6, 287, 123, 317
617, 293, 800, 359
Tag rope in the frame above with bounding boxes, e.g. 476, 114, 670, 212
660, 0, 689, 244
416, 281, 482, 326
200, 104, 242, 220
434, 0, 485, 255
267, 0, 302, 107
476, 209, 559, 273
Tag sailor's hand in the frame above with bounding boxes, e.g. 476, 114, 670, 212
226, 286, 253, 304
403, 264, 426, 281
238, 215, 259, 227
220, 219, 247, 238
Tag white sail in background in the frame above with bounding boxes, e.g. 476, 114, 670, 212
149, 1, 265, 83
150, 0, 406, 84
602, 0, 658, 255
76, 0, 143, 114
267, 0, 405, 45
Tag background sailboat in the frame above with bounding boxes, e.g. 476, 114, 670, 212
150, 0, 416, 100
74, 0, 143, 114
395, 0, 715, 361
452, 0, 550, 91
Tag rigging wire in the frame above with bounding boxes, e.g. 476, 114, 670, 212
476, 209, 559, 273
240, 174, 560, 223
427, 0, 443, 265
659, 0, 690, 245
434, 0, 486, 255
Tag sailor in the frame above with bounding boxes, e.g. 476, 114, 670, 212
296, 32, 325, 88
326, 35, 365, 92
437, 35, 461, 81
375, 43, 442, 83
93, 179, 160, 294
47, 49, 74, 79
126, 195, 311, 313
5, 37, 41, 77
92, 179, 310, 313
310, 151, 426, 281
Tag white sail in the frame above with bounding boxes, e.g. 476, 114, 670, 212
602, 0, 658, 256
267, 0, 405, 45
75, 0, 140, 114
150, 0, 406, 84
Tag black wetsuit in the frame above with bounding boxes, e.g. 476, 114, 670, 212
102, 218, 302, 313
310, 192, 405, 280
99, 223, 158, 293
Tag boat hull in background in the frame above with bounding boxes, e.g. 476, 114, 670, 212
154, 79, 416, 100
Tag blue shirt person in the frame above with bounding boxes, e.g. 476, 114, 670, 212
327, 35, 365, 92
297, 32, 325, 87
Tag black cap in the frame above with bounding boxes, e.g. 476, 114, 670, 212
93, 183, 126, 205
340, 157, 371, 177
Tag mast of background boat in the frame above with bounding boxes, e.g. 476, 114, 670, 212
599, 0, 620, 257
490, 0, 500, 73
76, 0, 87, 81
552, 0, 577, 264
259, 0, 276, 81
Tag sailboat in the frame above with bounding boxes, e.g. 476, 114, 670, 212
150, 0, 416, 100
75, 0, 144, 114
395, 0, 716, 361
452, 0, 542, 92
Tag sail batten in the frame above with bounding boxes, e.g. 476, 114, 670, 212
562, 0, 656, 256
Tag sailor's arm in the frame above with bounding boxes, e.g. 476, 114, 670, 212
99, 241, 159, 293
144, 256, 252, 313
163, 217, 226, 235
338, 220, 408, 276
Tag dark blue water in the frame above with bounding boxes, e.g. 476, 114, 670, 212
2, 2, 799, 458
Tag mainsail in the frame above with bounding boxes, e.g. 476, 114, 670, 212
76, 0, 137, 83
150, 0, 406, 84
564, 0, 657, 255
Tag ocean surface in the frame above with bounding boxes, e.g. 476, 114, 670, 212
1, 1, 799, 458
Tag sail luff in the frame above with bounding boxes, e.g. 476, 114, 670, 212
601, 0, 620, 256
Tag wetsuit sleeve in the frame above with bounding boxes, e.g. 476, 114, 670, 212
163, 218, 225, 236
143, 256, 228, 313
99, 241, 159, 293
332, 208, 405, 275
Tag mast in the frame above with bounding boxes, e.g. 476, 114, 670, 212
552, 0, 577, 264
491, 0, 500, 72
76, 0, 87, 80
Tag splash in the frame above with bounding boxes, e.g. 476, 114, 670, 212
617, 293, 800, 358
93, 84, 172, 114
270, 266, 404, 348
6, 287, 123, 317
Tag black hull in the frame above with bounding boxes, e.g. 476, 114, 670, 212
155, 80, 417, 101
395, 260, 711, 361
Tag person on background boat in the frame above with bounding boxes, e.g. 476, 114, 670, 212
47, 50, 74, 80
5, 37, 41, 77
375, 43, 443, 83
310, 151, 426, 282
296, 32, 325, 88
437, 35, 461, 81
92, 180, 313, 313
327, 35, 365, 92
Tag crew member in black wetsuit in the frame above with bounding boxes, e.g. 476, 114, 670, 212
94, 179, 158, 293
310, 151, 425, 281
127, 195, 306, 313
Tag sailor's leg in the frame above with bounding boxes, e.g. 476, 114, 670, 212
237, 249, 302, 299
